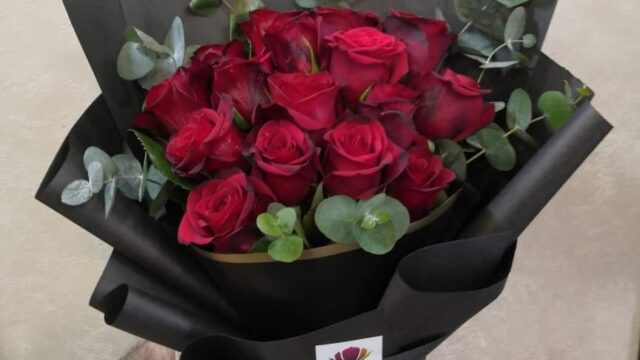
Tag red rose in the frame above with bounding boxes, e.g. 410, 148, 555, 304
314, 7, 379, 41
387, 146, 455, 221
239, 9, 297, 56
325, 27, 409, 102
212, 52, 272, 123
264, 11, 318, 73
411, 69, 495, 140
135, 67, 210, 137
360, 83, 419, 119
384, 10, 455, 75
178, 170, 275, 252
267, 71, 338, 131
323, 116, 405, 199
249, 120, 319, 205
192, 40, 245, 66
165, 98, 244, 177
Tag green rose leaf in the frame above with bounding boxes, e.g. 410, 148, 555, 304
87, 162, 104, 194
522, 34, 537, 48
538, 91, 575, 133
61, 180, 94, 206
458, 31, 495, 57
506, 88, 532, 131
315, 196, 358, 245
164, 17, 185, 67
104, 181, 117, 217
112, 154, 143, 200
276, 207, 297, 235
233, 109, 251, 132
124, 27, 173, 56
132, 130, 195, 190
189, 0, 222, 16
504, 7, 526, 45
479, 60, 520, 69
117, 42, 157, 80
84, 147, 117, 179
268, 235, 304, 263
435, 140, 467, 180
497, 0, 529, 8
250, 238, 271, 253
257, 213, 282, 238
468, 128, 517, 171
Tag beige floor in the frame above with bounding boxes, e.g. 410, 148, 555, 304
1, 0, 638, 359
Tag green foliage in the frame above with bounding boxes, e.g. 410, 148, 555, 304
506, 88, 532, 131
255, 204, 308, 262
149, 182, 174, 218
497, 0, 529, 8
104, 181, 117, 217
268, 236, 304, 263
538, 91, 575, 133
504, 6, 526, 46
315, 194, 410, 255
467, 128, 517, 171
479, 60, 520, 69
294, 0, 349, 9
189, 0, 222, 16
458, 31, 495, 57
454, 0, 505, 40
522, 34, 537, 48
435, 140, 467, 180
61, 180, 93, 206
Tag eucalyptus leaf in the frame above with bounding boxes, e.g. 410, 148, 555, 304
295, 0, 319, 8
139, 153, 148, 201
189, 0, 222, 16
497, 0, 529, 8
117, 42, 156, 80
233, 0, 265, 13
454, 0, 505, 40
132, 131, 195, 190
137, 57, 178, 90
479, 60, 520, 69
493, 101, 506, 112
146, 165, 167, 199
538, 91, 575, 133
61, 180, 93, 206
250, 238, 271, 253
315, 196, 358, 245
310, 183, 324, 210
268, 236, 304, 263
435, 140, 467, 180
257, 213, 282, 237
276, 208, 297, 235
124, 27, 173, 56
463, 53, 488, 64
356, 193, 387, 219
84, 147, 117, 179
353, 221, 397, 255
504, 7, 526, 44
184, 45, 201, 65
149, 182, 174, 218
511, 49, 529, 66
113, 154, 143, 200
104, 181, 117, 217
506, 88, 532, 131
164, 17, 185, 67
458, 31, 495, 57
467, 128, 517, 171
513, 128, 539, 148
522, 34, 537, 48
434, 7, 449, 29
563, 80, 573, 101
87, 162, 104, 194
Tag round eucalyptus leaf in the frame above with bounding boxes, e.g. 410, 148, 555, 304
315, 196, 358, 245
373, 195, 410, 239
268, 236, 304, 263
257, 213, 282, 238
276, 208, 297, 235
124, 27, 173, 56
104, 181, 117, 217
522, 34, 537, 48
137, 57, 178, 90
511, 50, 529, 66
538, 91, 575, 133
353, 222, 397, 255
117, 42, 156, 80
138, 153, 149, 201
61, 180, 93, 206
493, 101, 506, 113
113, 154, 143, 200
458, 31, 495, 57
356, 193, 387, 218
164, 17, 185, 67
145, 165, 167, 199
504, 7, 526, 44
267, 202, 286, 216
87, 161, 104, 193
497, 0, 530, 8
84, 147, 117, 179
467, 128, 517, 171
506, 88, 532, 131
189, 0, 222, 16
354, 195, 411, 254
295, 0, 318, 8
479, 60, 520, 69
435, 140, 466, 181
454, 0, 505, 39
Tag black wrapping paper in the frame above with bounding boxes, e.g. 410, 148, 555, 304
35, 0, 613, 358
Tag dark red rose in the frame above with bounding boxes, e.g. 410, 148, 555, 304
264, 11, 318, 73
411, 69, 495, 141
249, 120, 319, 205
178, 170, 275, 252
239, 9, 298, 56
212, 52, 272, 123
325, 27, 409, 102
333, 347, 369, 360
268, 71, 338, 130
135, 67, 210, 137
360, 83, 419, 119
165, 98, 245, 177
387, 146, 455, 221
384, 10, 455, 75
314, 7, 379, 40
192, 40, 245, 66
323, 116, 405, 199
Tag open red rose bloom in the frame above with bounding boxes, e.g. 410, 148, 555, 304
134, 7, 492, 255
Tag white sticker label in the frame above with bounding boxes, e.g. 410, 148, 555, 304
315, 335, 383, 360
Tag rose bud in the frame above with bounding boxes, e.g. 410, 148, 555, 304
178, 170, 276, 252
325, 27, 409, 102
332, 347, 370, 360
192, 40, 246, 66
411, 69, 495, 141
239, 9, 299, 56
135, 67, 210, 137
249, 120, 320, 205
268, 71, 339, 131
212, 52, 272, 123
384, 10, 455, 75
314, 7, 379, 41
264, 11, 319, 73
360, 83, 419, 119
323, 116, 406, 199
387, 146, 456, 221
165, 98, 245, 177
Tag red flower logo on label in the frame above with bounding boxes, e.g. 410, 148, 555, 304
331, 346, 372, 360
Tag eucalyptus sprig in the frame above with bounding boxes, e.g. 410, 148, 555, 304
253, 203, 308, 263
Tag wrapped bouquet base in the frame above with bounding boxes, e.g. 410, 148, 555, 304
36, 0, 612, 358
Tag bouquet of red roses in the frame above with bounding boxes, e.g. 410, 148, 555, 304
37, 0, 611, 358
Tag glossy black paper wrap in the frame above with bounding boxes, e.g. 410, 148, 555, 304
36, 0, 612, 358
